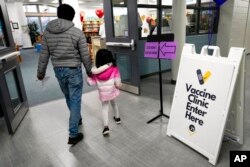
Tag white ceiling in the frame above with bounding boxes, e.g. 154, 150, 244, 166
5, 0, 103, 8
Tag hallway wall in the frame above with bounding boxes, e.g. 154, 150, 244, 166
217, 0, 250, 56
6, 2, 33, 48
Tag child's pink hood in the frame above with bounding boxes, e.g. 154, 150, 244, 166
96, 66, 114, 80
91, 64, 116, 81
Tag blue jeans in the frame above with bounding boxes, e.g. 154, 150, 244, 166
54, 67, 83, 138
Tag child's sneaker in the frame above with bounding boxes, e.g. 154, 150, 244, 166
113, 117, 121, 124
102, 126, 110, 136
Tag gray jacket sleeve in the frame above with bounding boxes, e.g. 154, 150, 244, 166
37, 34, 50, 76
78, 34, 92, 75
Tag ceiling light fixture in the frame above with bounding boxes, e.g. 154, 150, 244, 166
29, 0, 38, 2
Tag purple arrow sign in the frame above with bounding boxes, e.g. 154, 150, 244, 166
144, 42, 159, 59
159, 42, 177, 60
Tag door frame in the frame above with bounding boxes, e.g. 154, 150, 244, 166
104, 0, 140, 94
0, 0, 29, 134
0, 53, 29, 134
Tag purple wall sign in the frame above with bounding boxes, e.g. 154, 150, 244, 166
159, 42, 177, 60
144, 42, 159, 59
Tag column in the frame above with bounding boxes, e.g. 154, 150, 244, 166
16, 2, 33, 48
6, 2, 33, 48
244, 1, 250, 54
6, 2, 22, 46
62, 0, 82, 30
171, 0, 186, 82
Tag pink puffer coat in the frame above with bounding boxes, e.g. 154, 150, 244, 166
87, 64, 121, 102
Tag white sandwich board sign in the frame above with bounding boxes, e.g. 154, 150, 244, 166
167, 44, 245, 165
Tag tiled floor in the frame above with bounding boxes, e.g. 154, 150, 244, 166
0, 56, 249, 167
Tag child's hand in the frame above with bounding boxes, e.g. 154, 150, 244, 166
87, 77, 96, 86
115, 83, 122, 89
86, 77, 90, 86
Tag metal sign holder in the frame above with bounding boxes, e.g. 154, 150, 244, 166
145, 34, 174, 124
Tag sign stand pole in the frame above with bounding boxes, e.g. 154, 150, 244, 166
147, 57, 169, 123
145, 34, 175, 124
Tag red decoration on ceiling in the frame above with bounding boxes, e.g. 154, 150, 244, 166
80, 11, 85, 22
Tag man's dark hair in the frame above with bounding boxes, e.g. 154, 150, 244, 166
57, 4, 75, 21
96, 49, 116, 68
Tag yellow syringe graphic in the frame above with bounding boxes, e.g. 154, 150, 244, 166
203, 71, 211, 82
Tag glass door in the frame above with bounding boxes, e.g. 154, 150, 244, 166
0, 0, 28, 134
104, 0, 140, 94
0, 55, 29, 134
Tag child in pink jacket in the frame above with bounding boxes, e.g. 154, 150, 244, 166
87, 49, 121, 136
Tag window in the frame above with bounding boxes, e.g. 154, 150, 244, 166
112, 7, 129, 37
161, 8, 172, 34
137, 0, 157, 5
24, 4, 57, 33
25, 5, 38, 12
39, 5, 57, 13
162, 0, 173, 6
186, 9, 198, 34
187, 0, 218, 35
199, 10, 218, 33
0, 19, 8, 50
138, 8, 157, 37
137, 1, 159, 38
201, 0, 217, 7
5, 70, 22, 112
137, 0, 219, 38
27, 17, 41, 32
0, 3, 13, 53
41, 17, 57, 32
112, 0, 129, 37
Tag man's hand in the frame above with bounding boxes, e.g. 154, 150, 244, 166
87, 71, 93, 77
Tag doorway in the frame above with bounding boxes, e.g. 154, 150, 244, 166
0, 0, 28, 134
104, 0, 141, 94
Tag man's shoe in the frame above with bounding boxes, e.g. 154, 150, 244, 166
78, 118, 82, 125
68, 133, 83, 145
102, 126, 110, 136
113, 117, 121, 124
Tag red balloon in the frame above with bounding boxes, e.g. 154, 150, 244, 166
95, 9, 104, 18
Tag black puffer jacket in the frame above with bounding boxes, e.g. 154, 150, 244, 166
37, 18, 92, 76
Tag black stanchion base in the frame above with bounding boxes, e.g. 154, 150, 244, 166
147, 111, 169, 124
